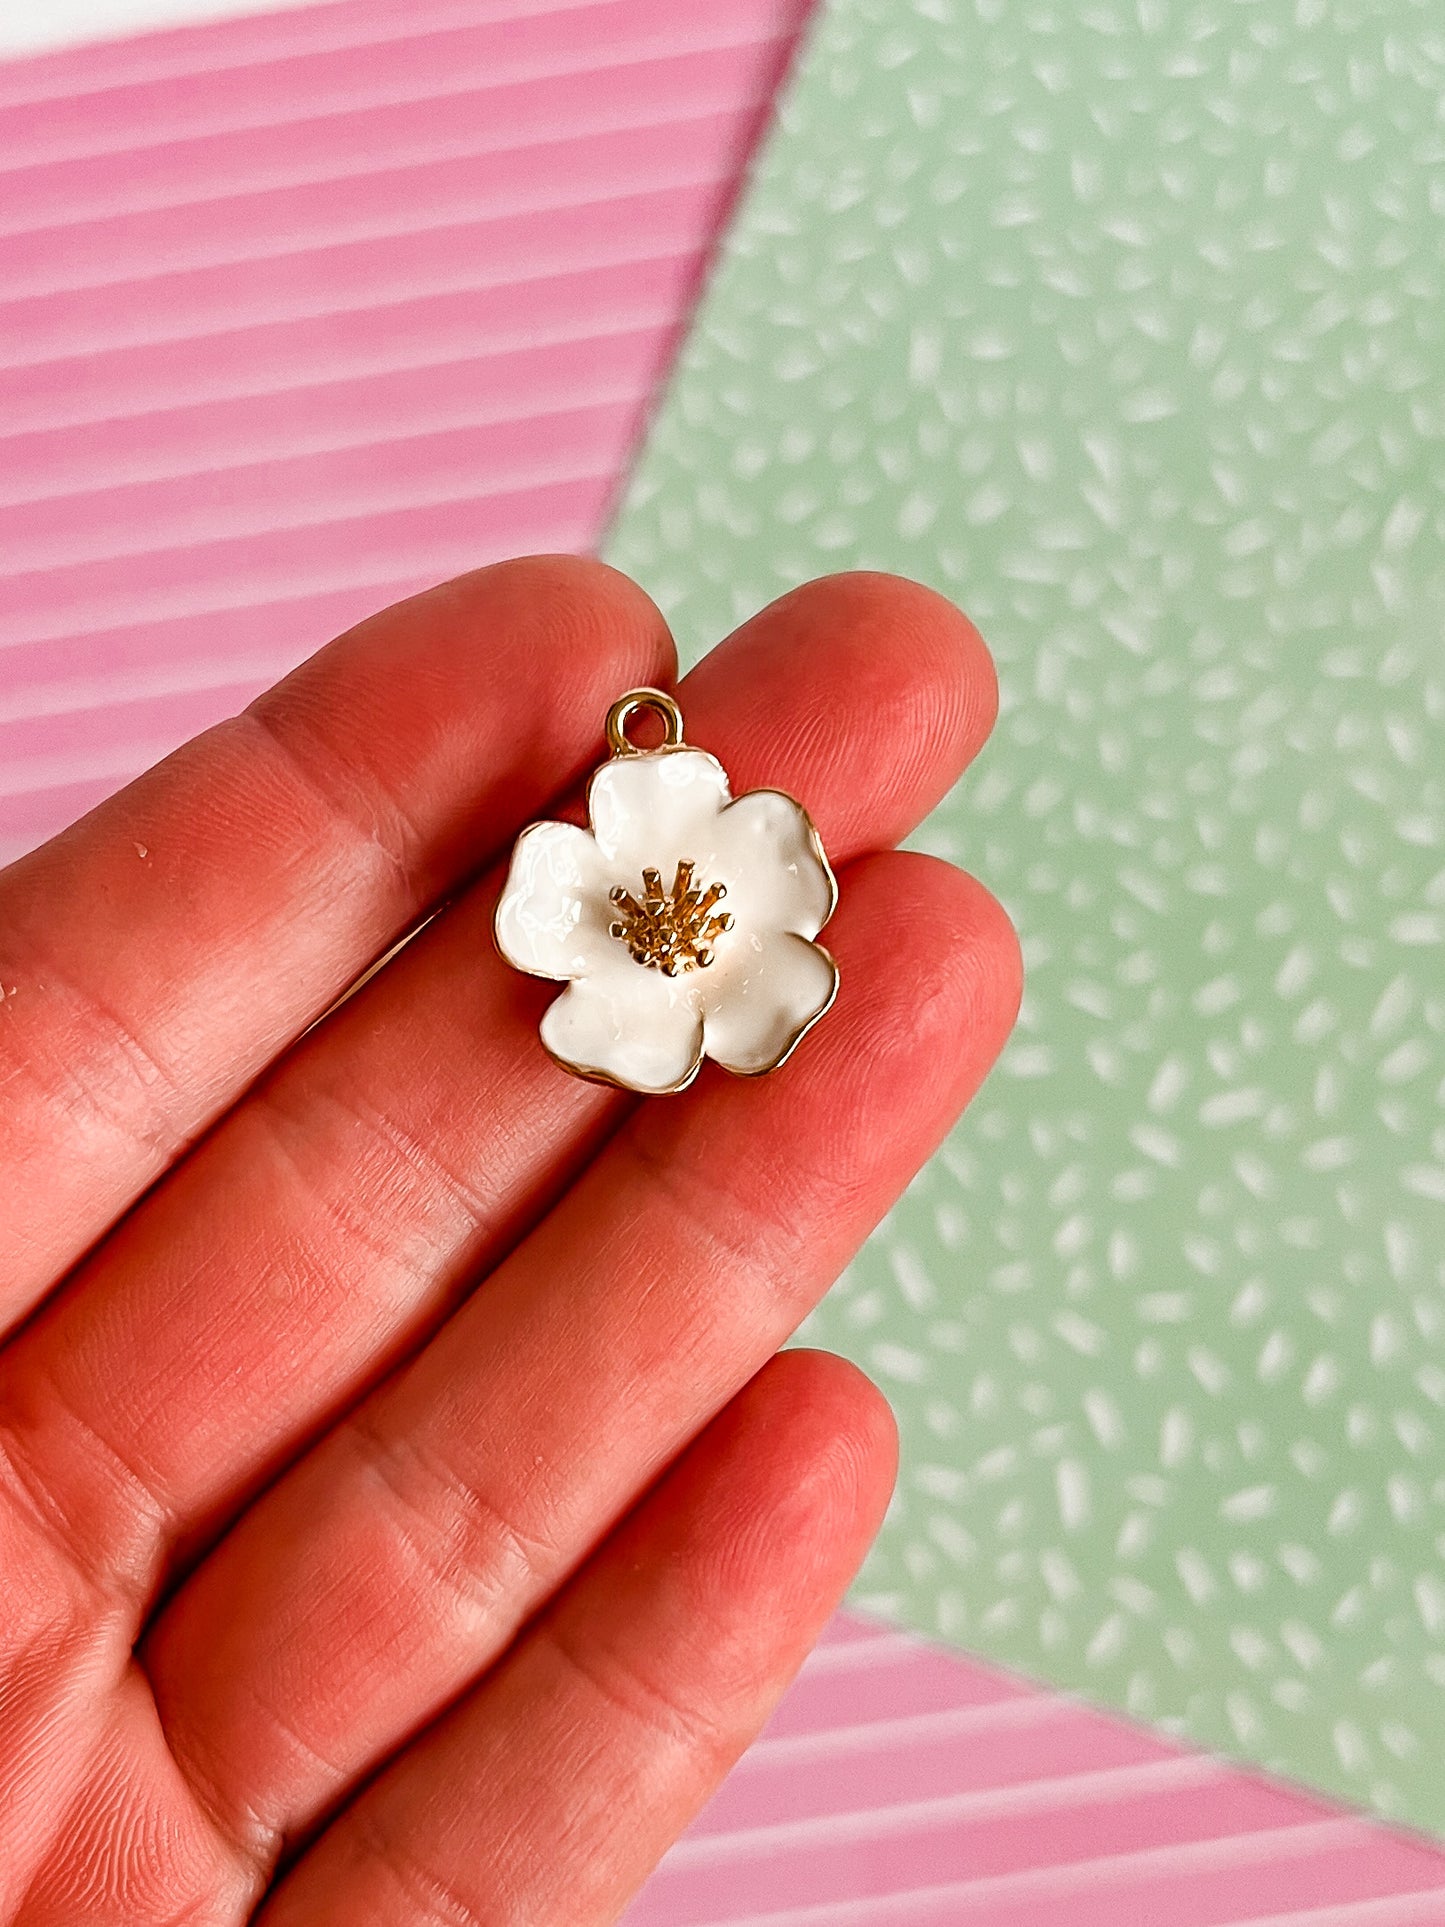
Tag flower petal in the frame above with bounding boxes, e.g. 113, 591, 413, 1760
494, 819, 613, 982
709, 788, 837, 941
587, 747, 731, 877
540, 959, 705, 1094
701, 930, 838, 1076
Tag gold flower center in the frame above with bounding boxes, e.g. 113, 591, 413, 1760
608, 860, 734, 975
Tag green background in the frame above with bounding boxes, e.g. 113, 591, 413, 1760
604, 0, 1445, 1830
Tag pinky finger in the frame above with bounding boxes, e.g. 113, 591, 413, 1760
259, 1349, 898, 1927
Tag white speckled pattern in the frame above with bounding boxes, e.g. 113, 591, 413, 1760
606, 0, 1445, 1834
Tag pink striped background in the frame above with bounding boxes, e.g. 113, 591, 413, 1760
2, 3, 1444, 1920
0, 0, 806, 859
630, 1614, 1445, 1924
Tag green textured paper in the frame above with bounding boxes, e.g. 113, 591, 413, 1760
604, 0, 1445, 1829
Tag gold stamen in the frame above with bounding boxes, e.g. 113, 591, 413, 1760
608, 858, 735, 975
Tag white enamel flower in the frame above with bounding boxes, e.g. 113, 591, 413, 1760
494, 699, 838, 1095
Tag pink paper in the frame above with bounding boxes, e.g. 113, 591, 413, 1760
628, 1614, 1445, 1925
0, 0, 809, 856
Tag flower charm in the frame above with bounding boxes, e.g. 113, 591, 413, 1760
494, 688, 838, 1094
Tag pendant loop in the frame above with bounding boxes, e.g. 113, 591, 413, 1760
605, 686, 686, 758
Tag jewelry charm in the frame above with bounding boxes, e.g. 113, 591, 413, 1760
494, 687, 839, 1094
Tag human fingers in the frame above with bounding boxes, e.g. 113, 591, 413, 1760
1, 575, 995, 1616
145, 850, 1020, 1877
0, 554, 672, 1336
257, 1348, 897, 1927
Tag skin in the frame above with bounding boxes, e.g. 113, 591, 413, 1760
0, 558, 1020, 1925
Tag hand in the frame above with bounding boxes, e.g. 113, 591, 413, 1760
0, 559, 1018, 1925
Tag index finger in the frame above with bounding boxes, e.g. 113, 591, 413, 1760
0, 555, 673, 1337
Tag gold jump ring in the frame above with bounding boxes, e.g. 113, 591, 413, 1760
605, 687, 686, 757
